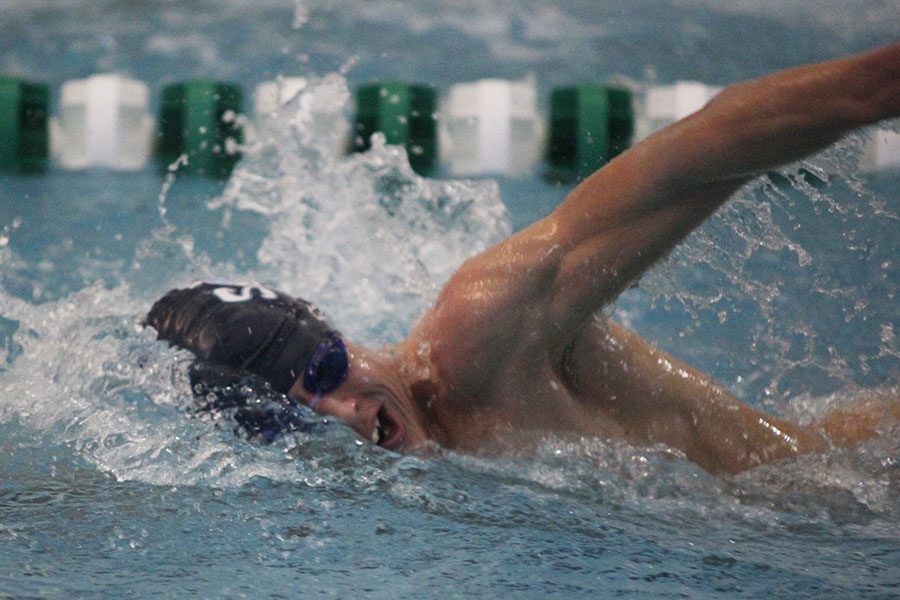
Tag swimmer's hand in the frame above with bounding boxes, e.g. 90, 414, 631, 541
818, 393, 900, 447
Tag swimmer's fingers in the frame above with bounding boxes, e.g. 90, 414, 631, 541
818, 394, 899, 447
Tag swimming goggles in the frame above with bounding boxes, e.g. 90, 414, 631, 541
303, 332, 349, 395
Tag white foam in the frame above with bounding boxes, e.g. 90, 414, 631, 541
216, 74, 511, 344
857, 124, 900, 172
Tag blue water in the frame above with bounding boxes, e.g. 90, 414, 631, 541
1, 1, 898, 597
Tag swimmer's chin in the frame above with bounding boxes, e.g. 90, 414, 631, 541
377, 437, 444, 458
405, 439, 445, 458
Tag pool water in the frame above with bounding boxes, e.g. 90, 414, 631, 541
1, 1, 898, 597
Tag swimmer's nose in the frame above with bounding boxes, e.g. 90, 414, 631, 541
308, 393, 380, 440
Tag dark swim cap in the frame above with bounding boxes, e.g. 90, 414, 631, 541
147, 282, 339, 394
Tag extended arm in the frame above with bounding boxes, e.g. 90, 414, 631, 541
431, 43, 900, 388
565, 320, 828, 474
547, 42, 900, 333
567, 320, 899, 474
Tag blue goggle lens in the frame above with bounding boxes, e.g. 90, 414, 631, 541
303, 334, 348, 395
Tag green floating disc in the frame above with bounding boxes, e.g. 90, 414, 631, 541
353, 82, 437, 176
0, 77, 49, 174
545, 84, 634, 182
157, 81, 243, 179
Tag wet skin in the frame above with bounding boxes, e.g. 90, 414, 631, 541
291, 44, 900, 474
289, 341, 434, 453
290, 316, 849, 474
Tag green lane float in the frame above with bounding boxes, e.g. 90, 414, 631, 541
0, 77, 49, 174
352, 82, 437, 176
545, 84, 634, 182
157, 81, 243, 178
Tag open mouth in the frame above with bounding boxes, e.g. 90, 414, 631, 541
370, 405, 404, 450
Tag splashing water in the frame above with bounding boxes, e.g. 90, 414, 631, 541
210, 74, 510, 343
0, 12, 894, 523
628, 129, 899, 403
1, 3, 899, 597
0, 73, 510, 487
0, 72, 894, 516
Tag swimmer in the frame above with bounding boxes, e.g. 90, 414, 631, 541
148, 43, 900, 474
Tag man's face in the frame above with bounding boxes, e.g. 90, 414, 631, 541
289, 346, 430, 452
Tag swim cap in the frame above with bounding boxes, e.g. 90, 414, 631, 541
147, 282, 339, 394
